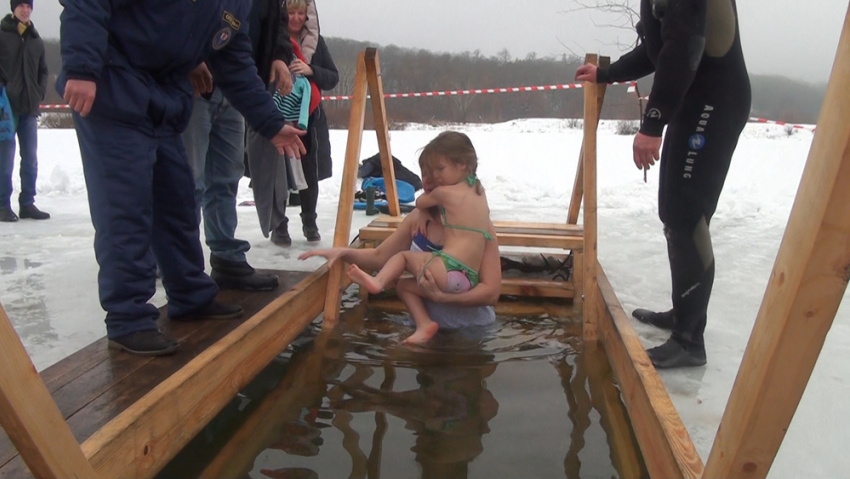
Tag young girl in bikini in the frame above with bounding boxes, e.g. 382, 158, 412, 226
347, 131, 495, 344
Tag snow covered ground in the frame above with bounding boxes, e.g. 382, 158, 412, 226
0, 120, 845, 478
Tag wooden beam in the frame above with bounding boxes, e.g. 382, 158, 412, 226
567, 56, 609, 225
582, 53, 601, 341
369, 215, 584, 236
364, 48, 400, 217
596, 268, 703, 479
500, 278, 574, 298
324, 52, 369, 327
358, 226, 583, 249
704, 6, 850, 478
80, 268, 329, 479
0, 303, 98, 479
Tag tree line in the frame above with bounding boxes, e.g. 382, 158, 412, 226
40, 38, 826, 128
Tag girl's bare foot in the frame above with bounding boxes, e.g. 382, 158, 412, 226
347, 264, 383, 294
402, 321, 439, 345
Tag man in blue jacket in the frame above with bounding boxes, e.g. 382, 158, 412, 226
58, 0, 305, 355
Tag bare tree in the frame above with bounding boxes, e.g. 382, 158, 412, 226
561, 0, 641, 50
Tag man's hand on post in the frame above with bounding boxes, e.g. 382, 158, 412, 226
575, 63, 599, 83
64, 79, 97, 117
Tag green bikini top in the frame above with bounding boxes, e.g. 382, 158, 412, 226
440, 175, 493, 241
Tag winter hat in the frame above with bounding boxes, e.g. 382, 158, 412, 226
10, 0, 33, 11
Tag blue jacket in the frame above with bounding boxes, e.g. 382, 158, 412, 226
56, 0, 285, 138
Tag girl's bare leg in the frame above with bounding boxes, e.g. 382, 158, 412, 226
396, 279, 439, 344
347, 251, 432, 295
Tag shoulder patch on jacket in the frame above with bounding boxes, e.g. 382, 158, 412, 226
222, 11, 241, 30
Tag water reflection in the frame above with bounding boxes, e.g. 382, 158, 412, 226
159, 300, 646, 479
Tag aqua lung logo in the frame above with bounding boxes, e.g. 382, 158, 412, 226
212, 28, 232, 50
683, 105, 714, 179
688, 134, 706, 150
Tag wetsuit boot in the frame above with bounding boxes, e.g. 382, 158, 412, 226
632, 308, 676, 330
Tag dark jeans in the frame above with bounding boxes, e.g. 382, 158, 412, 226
181, 89, 250, 263
0, 114, 39, 208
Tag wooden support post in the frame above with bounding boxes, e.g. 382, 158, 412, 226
364, 48, 400, 216
323, 52, 369, 327
582, 53, 600, 341
567, 56, 609, 226
704, 6, 850, 478
0, 303, 98, 479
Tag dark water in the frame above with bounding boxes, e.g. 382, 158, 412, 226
158, 301, 647, 479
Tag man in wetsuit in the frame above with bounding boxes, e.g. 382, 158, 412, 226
576, 0, 751, 368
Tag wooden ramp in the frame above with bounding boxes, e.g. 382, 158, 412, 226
0, 270, 313, 479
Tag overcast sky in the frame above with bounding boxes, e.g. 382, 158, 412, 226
33, 0, 847, 84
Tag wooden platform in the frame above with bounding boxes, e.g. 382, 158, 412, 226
0, 270, 310, 479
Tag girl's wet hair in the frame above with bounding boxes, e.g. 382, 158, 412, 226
419, 131, 483, 194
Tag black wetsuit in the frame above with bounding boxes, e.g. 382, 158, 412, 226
598, 0, 751, 352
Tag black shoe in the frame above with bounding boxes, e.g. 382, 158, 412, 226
303, 224, 321, 242
0, 206, 17, 222
18, 204, 50, 220
632, 308, 675, 330
646, 338, 706, 369
171, 300, 243, 321
210, 254, 279, 291
271, 224, 292, 246
107, 330, 179, 356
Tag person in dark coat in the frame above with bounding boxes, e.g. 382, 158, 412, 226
0, 0, 48, 222
576, 0, 751, 369
58, 0, 305, 355
247, 0, 337, 246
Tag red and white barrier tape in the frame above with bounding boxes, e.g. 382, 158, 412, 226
748, 117, 816, 131
37, 83, 815, 132
39, 81, 636, 108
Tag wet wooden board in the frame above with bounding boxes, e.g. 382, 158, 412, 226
0, 270, 311, 479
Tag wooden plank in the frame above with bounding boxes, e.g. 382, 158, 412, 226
365, 296, 577, 322
573, 251, 584, 315
567, 57, 609, 225
0, 303, 98, 479
77, 268, 328, 479
500, 278, 574, 298
0, 273, 310, 478
582, 53, 601, 341
704, 7, 850, 478
596, 267, 703, 479
370, 215, 584, 236
358, 226, 583, 249
364, 48, 400, 217
324, 51, 369, 327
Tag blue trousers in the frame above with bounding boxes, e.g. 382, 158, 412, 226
0, 114, 39, 208
74, 114, 218, 339
181, 88, 250, 262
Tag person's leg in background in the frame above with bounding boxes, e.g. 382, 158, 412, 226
16, 114, 49, 219
182, 89, 278, 291
300, 115, 320, 242
0, 122, 16, 221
